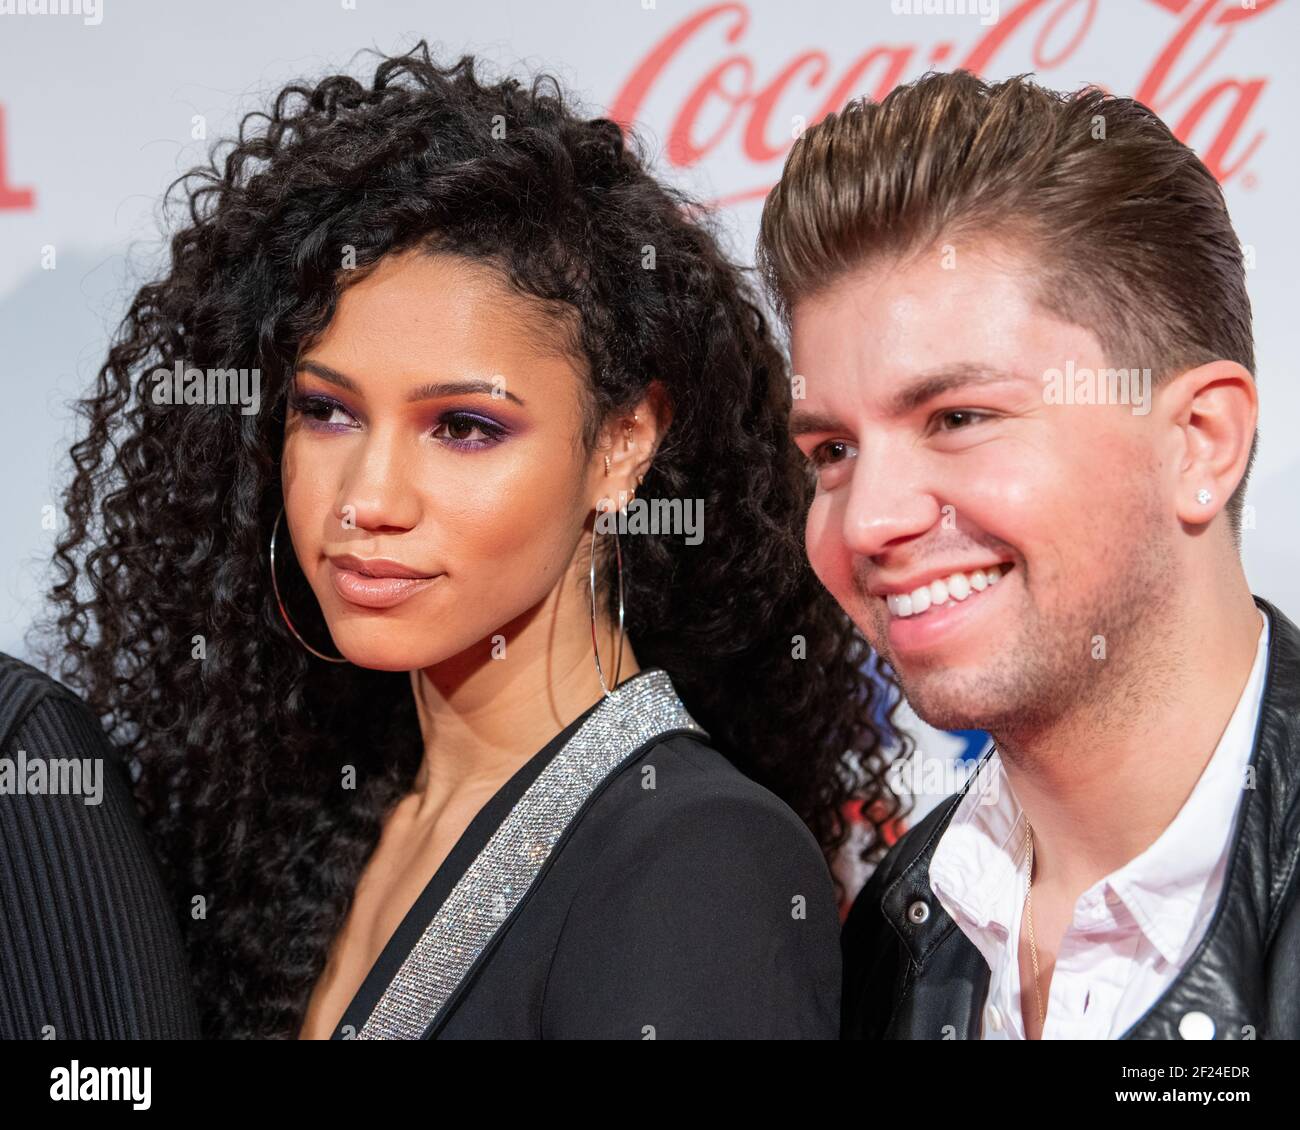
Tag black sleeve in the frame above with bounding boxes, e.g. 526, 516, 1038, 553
540, 784, 841, 1039
0, 674, 201, 1038
840, 845, 900, 1040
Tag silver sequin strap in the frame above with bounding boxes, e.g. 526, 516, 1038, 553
355, 668, 705, 1039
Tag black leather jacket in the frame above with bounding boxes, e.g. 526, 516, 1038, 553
843, 595, 1300, 1040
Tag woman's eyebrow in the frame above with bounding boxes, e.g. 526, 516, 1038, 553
407, 379, 525, 406
294, 360, 360, 394
294, 360, 526, 406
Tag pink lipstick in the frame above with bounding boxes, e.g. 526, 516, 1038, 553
327, 555, 440, 610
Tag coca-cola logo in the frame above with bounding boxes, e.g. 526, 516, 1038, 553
0, 105, 34, 211
0, 0, 1282, 214
609, 0, 1282, 205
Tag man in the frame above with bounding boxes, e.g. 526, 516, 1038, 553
0, 652, 200, 1037
756, 70, 1299, 1039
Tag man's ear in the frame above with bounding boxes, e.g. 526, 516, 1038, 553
1161, 360, 1257, 528
591, 380, 673, 507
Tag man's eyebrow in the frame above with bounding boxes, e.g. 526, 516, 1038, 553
886, 364, 1034, 417
788, 409, 848, 439
293, 360, 526, 406
787, 365, 1032, 437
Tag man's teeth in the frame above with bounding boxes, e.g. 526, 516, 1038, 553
885, 564, 1008, 618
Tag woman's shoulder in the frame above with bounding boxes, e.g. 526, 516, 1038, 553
541, 730, 842, 1038
577, 729, 832, 890
0, 651, 102, 752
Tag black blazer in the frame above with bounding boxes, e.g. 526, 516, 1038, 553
842, 595, 1300, 1040
331, 667, 842, 1039
0, 653, 200, 1038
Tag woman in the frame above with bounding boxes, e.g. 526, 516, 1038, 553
44, 44, 903, 1039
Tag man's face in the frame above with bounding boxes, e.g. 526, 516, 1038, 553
788, 245, 1178, 734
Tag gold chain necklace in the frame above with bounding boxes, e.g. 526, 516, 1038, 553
1023, 818, 1045, 1033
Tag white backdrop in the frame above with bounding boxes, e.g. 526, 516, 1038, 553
2, 0, 1296, 670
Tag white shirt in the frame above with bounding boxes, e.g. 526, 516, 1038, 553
928, 609, 1270, 1039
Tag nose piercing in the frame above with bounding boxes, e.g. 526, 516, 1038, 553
1196, 489, 1212, 505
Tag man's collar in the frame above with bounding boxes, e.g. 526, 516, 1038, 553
879, 747, 993, 968
879, 596, 1300, 965
1108, 608, 1269, 962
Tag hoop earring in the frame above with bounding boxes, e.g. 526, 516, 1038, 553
589, 505, 625, 697
269, 506, 349, 664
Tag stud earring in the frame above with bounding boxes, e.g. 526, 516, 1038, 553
1196, 488, 1212, 505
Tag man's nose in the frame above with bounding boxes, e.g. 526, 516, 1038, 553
841, 444, 940, 559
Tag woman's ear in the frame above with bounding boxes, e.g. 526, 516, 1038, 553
627, 380, 672, 482
591, 380, 672, 507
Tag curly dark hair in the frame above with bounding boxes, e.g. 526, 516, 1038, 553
37, 42, 908, 1039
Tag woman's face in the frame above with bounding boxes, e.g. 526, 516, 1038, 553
280, 249, 606, 673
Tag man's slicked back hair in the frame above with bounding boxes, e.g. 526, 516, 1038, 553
757, 70, 1256, 539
